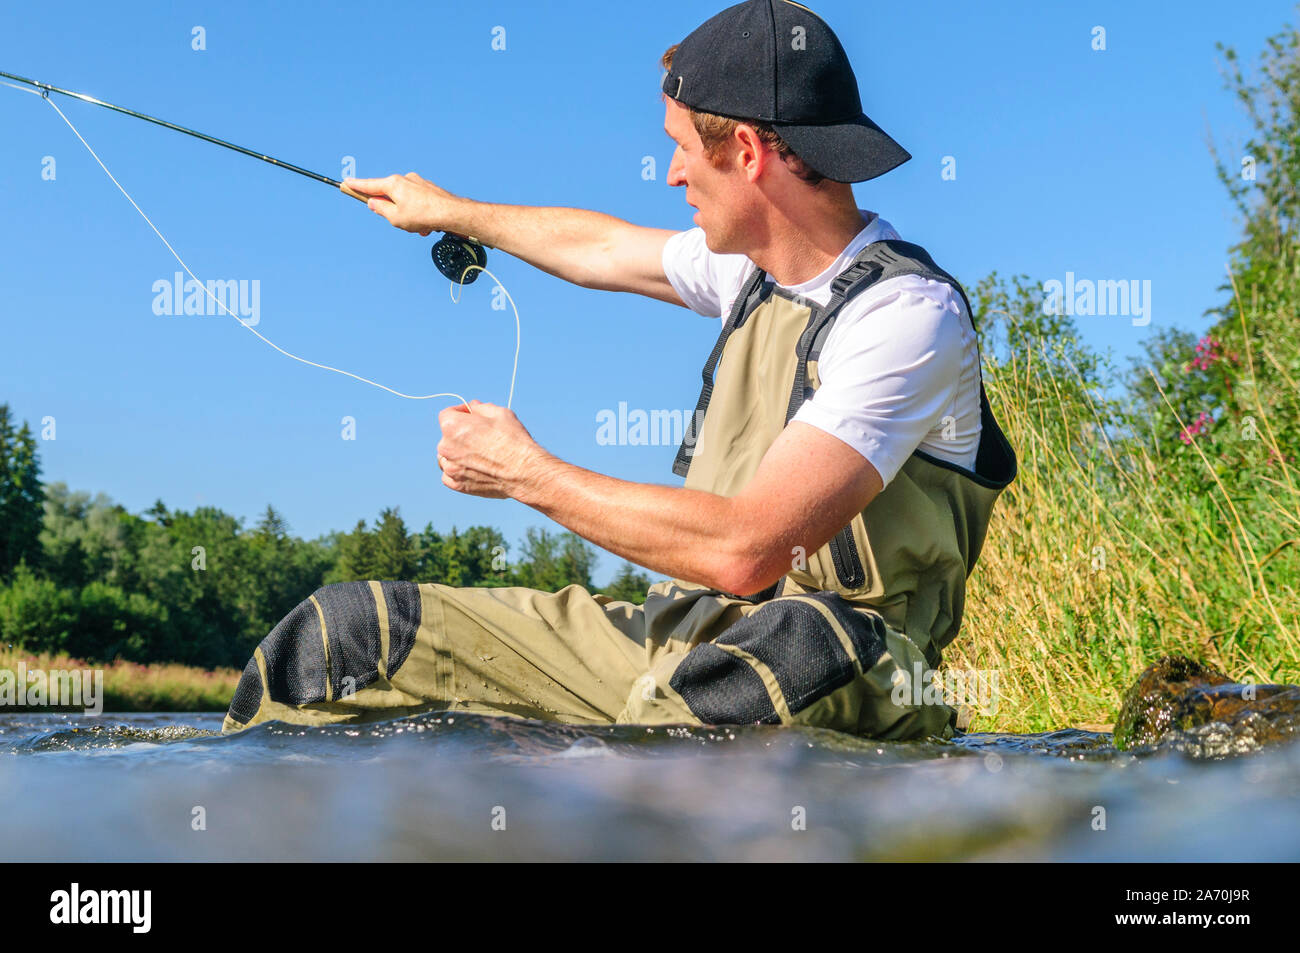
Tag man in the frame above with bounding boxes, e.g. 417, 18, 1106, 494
221, 0, 1015, 739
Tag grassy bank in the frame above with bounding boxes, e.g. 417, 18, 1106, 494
950, 276, 1300, 733
0, 646, 239, 712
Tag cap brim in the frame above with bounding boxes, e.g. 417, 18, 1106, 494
768, 114, 911, 183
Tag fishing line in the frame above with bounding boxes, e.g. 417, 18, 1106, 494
8, 83, 521, 409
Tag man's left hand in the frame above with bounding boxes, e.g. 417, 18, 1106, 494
436, 400, 547, 499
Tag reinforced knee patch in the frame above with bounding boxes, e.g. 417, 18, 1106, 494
227, 580, 421, 725
669, 591, 887, 725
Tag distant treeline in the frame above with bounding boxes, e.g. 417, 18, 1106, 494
0, 410, 655, 669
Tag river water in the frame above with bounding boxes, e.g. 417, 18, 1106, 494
1, 711, 1297, 861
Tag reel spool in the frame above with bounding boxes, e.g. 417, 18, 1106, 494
431, 233, 488, 284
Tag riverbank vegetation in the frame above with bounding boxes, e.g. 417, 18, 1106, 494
952, 26, 1300, 730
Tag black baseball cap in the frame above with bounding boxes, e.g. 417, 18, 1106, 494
661, 0, 910, 183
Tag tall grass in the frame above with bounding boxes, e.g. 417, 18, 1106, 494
951, 276, 1300, 732
0, 646, 239, 712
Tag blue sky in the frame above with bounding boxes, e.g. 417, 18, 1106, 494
0, 0, 1291, 583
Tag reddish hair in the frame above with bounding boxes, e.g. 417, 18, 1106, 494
661, 44, 825, 185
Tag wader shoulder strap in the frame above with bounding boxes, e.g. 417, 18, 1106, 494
787, 239, 1017, 489
672, 238, 986, 475
784, 239, 979, 425
671, 265, 771, 477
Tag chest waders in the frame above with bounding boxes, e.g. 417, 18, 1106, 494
221, 239, 1016, 741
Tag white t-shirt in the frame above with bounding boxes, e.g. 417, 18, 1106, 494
661, 211, 982, 488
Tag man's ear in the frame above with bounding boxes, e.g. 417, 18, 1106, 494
732, 123, 767, 182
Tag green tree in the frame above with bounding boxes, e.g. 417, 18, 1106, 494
509, 527, 596, 592
372, 507, 417, 580
600, 562, 656, 604
332, 519, 380, 582
0, 405, 44, 580
415, 524, 509, 587
72, 581, 168, 662
40, 484, 134, 590
145, 499, 171, 527
238, 505, 332, 651
146, 506, 249, 666
0, 564, 79, 653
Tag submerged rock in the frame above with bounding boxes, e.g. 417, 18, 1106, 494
1113, 655, 1300, 756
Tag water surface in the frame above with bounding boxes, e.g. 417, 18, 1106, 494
1, 711, 1296, 861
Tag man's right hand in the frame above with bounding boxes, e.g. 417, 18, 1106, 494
343, 173, 463, 237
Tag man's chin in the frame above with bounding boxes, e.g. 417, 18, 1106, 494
700, 228, 735, 255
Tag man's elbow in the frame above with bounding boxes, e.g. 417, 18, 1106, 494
709, 544, 787, 598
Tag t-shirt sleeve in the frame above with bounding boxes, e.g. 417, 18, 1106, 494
790, 280, 967, 488
661, 227, 754, 318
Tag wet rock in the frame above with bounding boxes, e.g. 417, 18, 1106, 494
1113, 655, 1300, 755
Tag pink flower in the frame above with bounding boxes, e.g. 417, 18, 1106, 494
1184, 336, 1226, 373
1178, 411, 1213, 444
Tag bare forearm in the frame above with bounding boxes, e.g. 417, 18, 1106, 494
346, 174, 680, 303
446, 200, 637, 289
514, 452, 759, 594
436, 408, 872, 596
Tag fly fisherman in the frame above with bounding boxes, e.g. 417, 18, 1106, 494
222, 0, 1016, 738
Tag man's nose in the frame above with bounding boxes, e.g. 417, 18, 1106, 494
666, 148, 686, 186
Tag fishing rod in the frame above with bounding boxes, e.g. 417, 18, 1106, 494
0, 68, 490, 283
